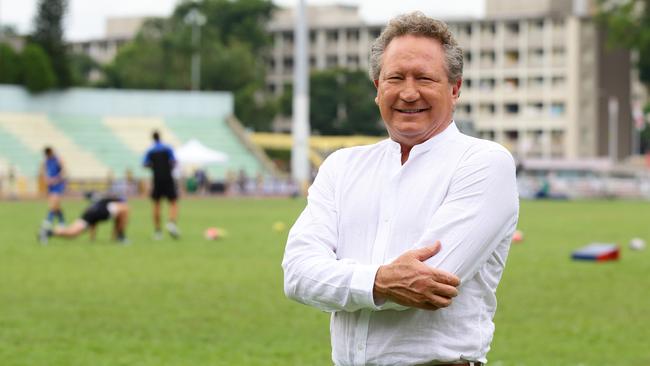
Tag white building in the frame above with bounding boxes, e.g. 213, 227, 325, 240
267, 0, 634, 160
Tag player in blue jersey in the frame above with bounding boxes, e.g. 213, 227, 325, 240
42, 146, 66, 226
143, 131, 180, 239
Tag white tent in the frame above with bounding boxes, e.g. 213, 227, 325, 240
175, 139, 228, 166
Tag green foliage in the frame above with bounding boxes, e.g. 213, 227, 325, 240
109, 19, 188, 90
21, 43, 57, 93
1, 199, 650, 365
31, 0, 71, 88
281, 68, 383, 135
0, 43, 22, 84
104, 0, 275, 130
174, 0, 275, 53
68, 52, 100, 86
235, 84, 278, 132
597, 0, 650, 85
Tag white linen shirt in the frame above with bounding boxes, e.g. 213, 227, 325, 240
282, 122, 519, 366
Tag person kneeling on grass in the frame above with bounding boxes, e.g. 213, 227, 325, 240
39, 193, 129, 244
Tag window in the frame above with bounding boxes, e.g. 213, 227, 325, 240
326, 55, 338, 67
480, 130, 495, 140
504, 77, 519, 90
480, 103, 496, 115
550, 102, 565, 117
481, 23, 496, 34
505, 103, 520, 115
505, 50, 520, 66
525, 102, 544, 116
506, 22, 520, 34
479, 78, 496, 90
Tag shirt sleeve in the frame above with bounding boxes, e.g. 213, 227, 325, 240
415, 147, 519, 284
282, 151, 385, 313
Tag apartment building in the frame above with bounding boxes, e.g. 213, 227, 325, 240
267, 0, 633, 160
69, 17, 148, 65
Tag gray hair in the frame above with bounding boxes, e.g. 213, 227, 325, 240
368, 12, 463, 83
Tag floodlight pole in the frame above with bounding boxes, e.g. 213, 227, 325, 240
291, 0, 310, 193
185, 8, 206, 91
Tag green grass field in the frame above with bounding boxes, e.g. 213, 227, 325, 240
0, 198, 649, 365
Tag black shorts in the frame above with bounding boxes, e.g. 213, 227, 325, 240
81, 202, 111, 225
151, 180, 178, 201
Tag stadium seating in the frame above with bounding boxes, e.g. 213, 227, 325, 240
0, 111, 265, 184
0, 86, 267, 190
0, 122, 40, 177
0, 112, 110, 179
49, 115, 146, 178
165, 117, 261, 179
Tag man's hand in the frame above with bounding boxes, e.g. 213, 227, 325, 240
373, 241, 460, 311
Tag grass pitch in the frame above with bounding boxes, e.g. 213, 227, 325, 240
0, 198, 649, 365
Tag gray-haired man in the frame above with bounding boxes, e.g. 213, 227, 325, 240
283, 12, 519, 366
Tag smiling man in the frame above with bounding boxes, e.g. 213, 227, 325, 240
283, 12, 519, 366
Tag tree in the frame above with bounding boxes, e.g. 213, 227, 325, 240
0, 43, 22, 84
31, 0, 71, 88
281, 68, 383, 135
68, 52, 100, 86
22, 43, 56, 93
104, 0, 276, 130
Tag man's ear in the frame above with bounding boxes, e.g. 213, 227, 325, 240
451, 78, 462, 99
373, 79, 379, 105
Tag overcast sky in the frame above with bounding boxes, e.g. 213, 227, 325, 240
0, 0, 485, 42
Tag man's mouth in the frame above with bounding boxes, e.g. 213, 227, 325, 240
394, 107, 429, 114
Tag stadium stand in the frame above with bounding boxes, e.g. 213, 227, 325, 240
0, 85, 270, 195
0, 122, 40, 177
0, 112, 110, 179
49, 115, 146, 178
165, 117, 262, 179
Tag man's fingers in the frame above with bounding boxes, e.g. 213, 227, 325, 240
430, 281, 459, 298
425, 294, 453, 309
432, 269, 461, 287
412, 241, 441, 261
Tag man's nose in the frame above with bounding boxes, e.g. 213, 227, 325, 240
399, 79, 420, 102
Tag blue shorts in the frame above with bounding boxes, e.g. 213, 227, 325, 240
48, 182, 65, 195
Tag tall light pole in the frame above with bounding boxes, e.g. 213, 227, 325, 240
291, 0, 310, 193
185, 7, 206, 91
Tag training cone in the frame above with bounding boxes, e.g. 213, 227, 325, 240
204, 227, 226, 240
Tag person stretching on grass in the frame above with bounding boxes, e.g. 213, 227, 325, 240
39, 193, 129, 244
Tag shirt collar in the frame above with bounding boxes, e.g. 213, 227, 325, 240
386, 121, 459, 156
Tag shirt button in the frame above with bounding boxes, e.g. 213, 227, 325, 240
357, 344, 364, 351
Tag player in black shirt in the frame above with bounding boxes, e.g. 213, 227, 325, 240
38, 193, 129, 244
143, 131, 180, 239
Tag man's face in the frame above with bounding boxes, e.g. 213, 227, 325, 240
374, 35, 461, 147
